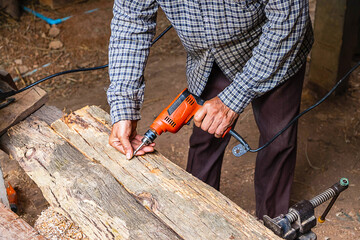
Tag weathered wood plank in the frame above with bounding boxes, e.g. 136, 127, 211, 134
0, 202, 45, 240
0, 151, 10, 209
0, 116, 182, 240
0, 87, 48, 136
31, 105, 63, 125
52, 105, 279, 240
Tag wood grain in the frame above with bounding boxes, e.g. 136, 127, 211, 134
0, 202, 45, 240
51, 105, 280, 240
0, 116, 182, 240
0, 87, 48, 136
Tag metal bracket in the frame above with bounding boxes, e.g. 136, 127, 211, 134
232, 143, 248, 157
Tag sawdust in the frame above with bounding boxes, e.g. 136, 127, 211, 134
34, 207, 89, 240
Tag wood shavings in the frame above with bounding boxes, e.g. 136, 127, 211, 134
34, 207, 88, 240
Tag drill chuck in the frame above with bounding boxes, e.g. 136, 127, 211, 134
142, 129, 158, 145
133, 129, 158, 156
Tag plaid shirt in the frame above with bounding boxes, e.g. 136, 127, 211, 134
108, 0, 313, 124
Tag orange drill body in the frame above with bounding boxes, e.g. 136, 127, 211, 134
134, 88, 239, 156
150, 88, 203, 135
134, 88, 204, 155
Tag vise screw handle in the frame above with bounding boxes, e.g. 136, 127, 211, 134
285, 178, 349, 223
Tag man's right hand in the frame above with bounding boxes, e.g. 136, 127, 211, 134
109, 120, 155, 159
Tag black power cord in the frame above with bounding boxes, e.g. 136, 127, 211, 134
0, 25, 173, 101
247, 60, 360, 153
1, 23, 359, 154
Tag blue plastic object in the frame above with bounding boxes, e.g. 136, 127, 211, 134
22, 6, 72, 25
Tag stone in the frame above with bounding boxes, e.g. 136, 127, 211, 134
18, 65, 28, 74
14, 59, 22, 65
48, 26, 60, 38
49, 40, 63, 50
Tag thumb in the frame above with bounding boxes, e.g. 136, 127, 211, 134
194, 106, 206, 127
120, 136, 133, 159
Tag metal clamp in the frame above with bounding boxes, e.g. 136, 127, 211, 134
263, 178, 349, 240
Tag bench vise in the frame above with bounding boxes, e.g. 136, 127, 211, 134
263, 178, 349, 240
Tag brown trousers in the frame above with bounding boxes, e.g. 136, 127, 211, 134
186, 63, 305, 219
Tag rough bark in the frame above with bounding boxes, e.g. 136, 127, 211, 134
51, 105, 279, 240
0, 105, 279, 239
0, 114, 182, 240
0, 86, 48, 136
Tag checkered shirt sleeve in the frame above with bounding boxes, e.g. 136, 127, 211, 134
108, 0, 313, 124
218, 0, 312, 114
107, 0, 158, 124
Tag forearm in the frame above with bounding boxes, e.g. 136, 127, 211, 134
107, 0, 158, 124
219, 0, 313, 114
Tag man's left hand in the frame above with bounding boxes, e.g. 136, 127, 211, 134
193, 96, 239, 138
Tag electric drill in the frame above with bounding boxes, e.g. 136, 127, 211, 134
134, 88, 247, 156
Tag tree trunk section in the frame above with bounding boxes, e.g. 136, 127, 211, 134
0, 105, 280, 240
0, 114, 182, 240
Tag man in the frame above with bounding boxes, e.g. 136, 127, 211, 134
107, 0, 313, 219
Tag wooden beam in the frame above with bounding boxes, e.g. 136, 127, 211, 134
0, 114, 182, 240
0, 150, 10, 209
0, 86, 48, 136
53, 106, 279, 239
0, 105, 280, 239
0, 202, 45, 240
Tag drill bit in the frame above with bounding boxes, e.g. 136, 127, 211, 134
133, 129, 158, 157
133, 141, 146, 156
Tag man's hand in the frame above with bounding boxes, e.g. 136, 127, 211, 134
109, 120, 155, 159
194, 96, 239, 138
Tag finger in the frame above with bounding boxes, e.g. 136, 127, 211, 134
109, 134, 126, 154
214, 123, 230, 138
131, 138, 142, 146
142, 145, 155, 152
200, 115, 214, 132
134, 134, 144, 141
110, 140, 126, 154
207, 117, 222, 135
131, 137, 156, 147
119, 136, 134, 159
134, 146, 155, 156
194, 107, 207, 127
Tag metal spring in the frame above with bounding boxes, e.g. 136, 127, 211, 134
285, 211, 298, 223
285, 187, 336, 223
309, 188, 336, 208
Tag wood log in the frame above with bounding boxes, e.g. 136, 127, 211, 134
0, 114, 181, 240
0, 202, 45, 240
52, 106, 279, 239
0, 105, 280, 239
0, 86, 48, 136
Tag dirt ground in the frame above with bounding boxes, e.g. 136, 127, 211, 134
0, 0, 359, 239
